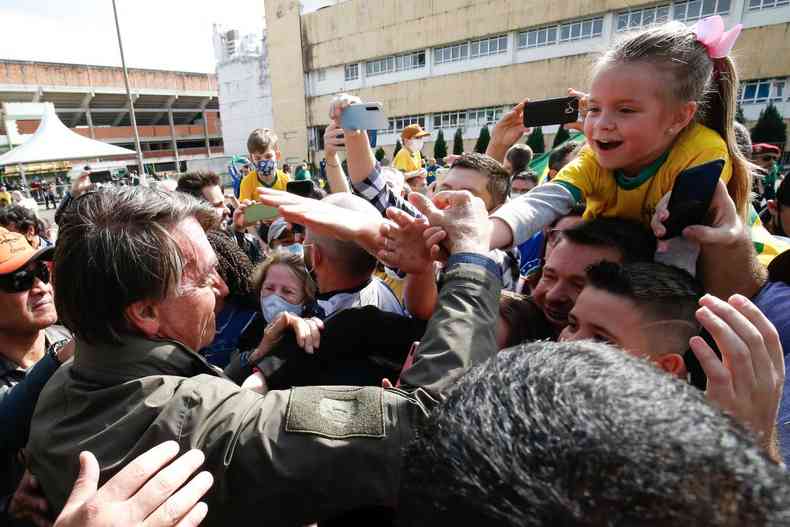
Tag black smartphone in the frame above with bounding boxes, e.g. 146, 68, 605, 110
286, 180, 314, 198
660, 159, 725, 240
523, 96, 579, 128
684, 328, 721, 391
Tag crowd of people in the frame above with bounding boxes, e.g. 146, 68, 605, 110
1, 15, 790, 527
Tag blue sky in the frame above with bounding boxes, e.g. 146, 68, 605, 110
0, 0, 270, 73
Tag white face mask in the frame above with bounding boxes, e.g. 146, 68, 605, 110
407, 139, 424, 152
260, 294, 304, 322
280, 243, 304, 257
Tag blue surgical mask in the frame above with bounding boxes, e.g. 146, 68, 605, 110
256, 159, 277, 177
281, 243, 304, 257
261, 294, 303, 322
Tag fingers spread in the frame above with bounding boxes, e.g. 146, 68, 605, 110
102, 441, 181, 502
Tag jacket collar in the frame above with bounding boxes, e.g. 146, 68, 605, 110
72, 334, 225, 385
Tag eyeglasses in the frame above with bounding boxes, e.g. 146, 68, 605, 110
0, 260, 50, 293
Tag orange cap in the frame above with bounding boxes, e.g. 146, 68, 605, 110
0, 227, 53, 275
401, 124, 431, 141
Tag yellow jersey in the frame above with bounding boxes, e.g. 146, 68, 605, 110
239, 170, 290, 202
393, 148, 422, 173
553, 123, 732, 226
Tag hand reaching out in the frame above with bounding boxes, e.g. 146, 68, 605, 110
378, 207, 435, 275
409, 191, 492, 257
690, 293, 784, 459
54, 442, 213, 527
488, 98, 531, 160
248, 312, 325, 364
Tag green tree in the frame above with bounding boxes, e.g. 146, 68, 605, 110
375, 147, 386, 162
433, 129, 448, 161
474, 126, 491, 154
453, 128, 464, 155
526, 127, 545, 154
735, 104, 746, 125
552, 125, 571, 148
750, 102, 787, 148
393, 140, 402, 158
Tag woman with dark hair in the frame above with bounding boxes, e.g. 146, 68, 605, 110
200, 230, 259, 367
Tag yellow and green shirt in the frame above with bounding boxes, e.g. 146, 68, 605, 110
239, 170, 290, 202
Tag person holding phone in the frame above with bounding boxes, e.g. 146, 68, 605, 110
482, 17, 751, 274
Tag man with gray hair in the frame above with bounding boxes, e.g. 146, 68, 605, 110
26, 185, 502, 525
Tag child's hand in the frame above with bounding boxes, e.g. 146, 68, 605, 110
565, 89, 589, 133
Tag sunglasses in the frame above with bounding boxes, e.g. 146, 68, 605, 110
0, 260, 50, 293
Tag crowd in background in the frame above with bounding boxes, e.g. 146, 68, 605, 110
0, 14, 790, 527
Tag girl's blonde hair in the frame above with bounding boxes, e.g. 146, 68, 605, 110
595, 21, 751, 217
251, 250, 317, 303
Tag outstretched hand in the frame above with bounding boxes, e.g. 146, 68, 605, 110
55, 442, 213, 527
487, 98, 531, 161
409, 191, 492, 257
257, 188, 385, 255
690, 293, 784, 459
378, 207, 435, 275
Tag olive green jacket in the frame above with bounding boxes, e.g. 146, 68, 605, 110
27, 261, 500, 525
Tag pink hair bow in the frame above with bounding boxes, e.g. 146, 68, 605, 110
691, 15, 742, 59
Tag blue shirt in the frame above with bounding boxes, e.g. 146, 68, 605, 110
201, 303, 258, 368
753, 280, 790, 464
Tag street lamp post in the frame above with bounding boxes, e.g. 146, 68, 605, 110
111, 0, 147, 185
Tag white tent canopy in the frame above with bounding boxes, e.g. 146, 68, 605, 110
0, 103, 135, 167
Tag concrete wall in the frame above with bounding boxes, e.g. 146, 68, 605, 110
265, 0, 310, 164
0, 60, 217, 92
216, 54, 274, 157
300, 0, 627, 69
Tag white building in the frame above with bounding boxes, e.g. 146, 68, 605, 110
213, 25, 274, 158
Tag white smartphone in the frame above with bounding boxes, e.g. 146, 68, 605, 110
341, 103, 388, 130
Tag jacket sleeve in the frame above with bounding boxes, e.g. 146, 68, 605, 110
399, 254, 502, 398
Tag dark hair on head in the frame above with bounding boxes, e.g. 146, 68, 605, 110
205, 230, 255, 306
0, 204, 46, 238
498, 291, 554, 348
777, 175, 790, 207
176, 171, 221, 199
399, 339, 790, 526
505, 144, 533, 175
561, 218, 656, 262
597, 22, 751, 218
585, 261, 701, 349
55, 187, 218, 345
549, 141, 581, 172
512, 169, 538, 186
451, 153, 511, 208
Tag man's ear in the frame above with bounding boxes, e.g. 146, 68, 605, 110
312, 244, 323, 269
125, 300, 160, 338
25, 225, 36, 243
767, 199, 778, 217
656, 353, 687, 379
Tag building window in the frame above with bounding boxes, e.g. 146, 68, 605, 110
469, 35, 508, 58
616, 4, 671, 31
739, 78, 787, 104
381, 115, 426, 134
434, 42, 469, 65
467, 107, 504, 127
518, 16, 603, 49
672, 0, 730, 21
316, 69, 326, 82
365, 51, 426, 78
344, 63, 359, 81
748, 0, 789, 9
433, 110, 467, 130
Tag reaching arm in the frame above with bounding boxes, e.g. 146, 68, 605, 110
489, 182, 576, 249
323, 122, 351, 194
